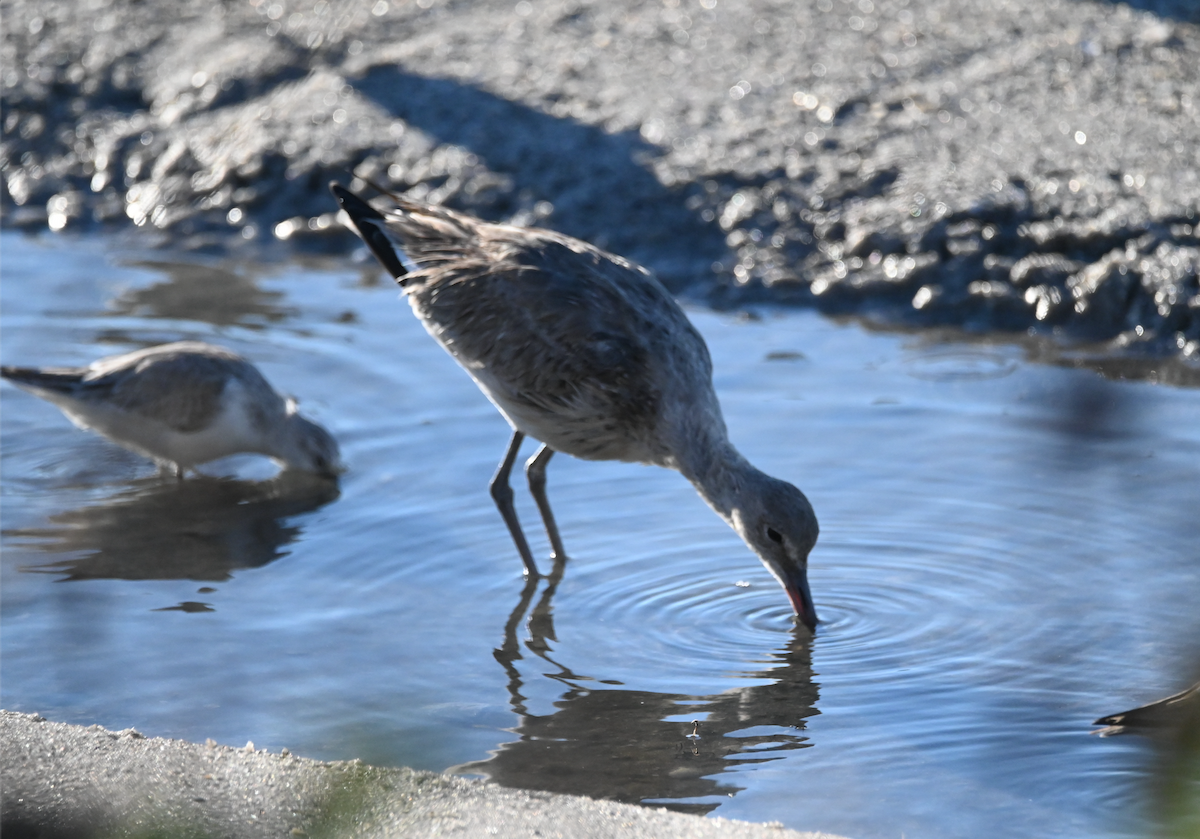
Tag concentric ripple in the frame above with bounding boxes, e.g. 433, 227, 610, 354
574, 527, 1024, 691
903, 347, 1019, 381
586, 549, 799, 655
557, 456, 1186, 712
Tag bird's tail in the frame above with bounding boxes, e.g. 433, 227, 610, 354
1, 366, 85, 394
329, 182, 478, 284
329, 183, 412, 281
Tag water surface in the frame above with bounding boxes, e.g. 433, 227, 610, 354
2, 232, 1198, 839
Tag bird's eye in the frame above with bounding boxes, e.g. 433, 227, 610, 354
766, 527, 783, 543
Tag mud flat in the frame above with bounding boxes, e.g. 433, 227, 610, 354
2, 0, 1199, 370
1, 711, 848, 839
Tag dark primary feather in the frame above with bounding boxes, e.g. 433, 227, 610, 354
330, 185, 410, 280
1, 366, 89, 393
1093, 682, 1200, 736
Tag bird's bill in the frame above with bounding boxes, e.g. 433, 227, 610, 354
784, 572, 818, 631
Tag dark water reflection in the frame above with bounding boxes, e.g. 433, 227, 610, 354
8, 473, 339, 585
1101, 0, 1200, 23
457, 559, 817, 813
107, 259, 295, 328
1037, 371, 1139, 442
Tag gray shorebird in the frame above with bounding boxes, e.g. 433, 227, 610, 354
2, 341, 341, 478
331, 183, 819, 628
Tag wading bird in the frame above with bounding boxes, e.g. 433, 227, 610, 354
2, 341, 341, 478
331, 184, 818, 627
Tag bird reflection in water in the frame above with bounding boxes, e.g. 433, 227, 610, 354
8, 471, 339, 587
454, 557, 820, 815
107, 259, 295, 329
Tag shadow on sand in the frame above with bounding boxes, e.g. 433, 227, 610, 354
348, 68, 728, 291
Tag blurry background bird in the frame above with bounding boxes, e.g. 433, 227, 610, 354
2, 341, 342, 479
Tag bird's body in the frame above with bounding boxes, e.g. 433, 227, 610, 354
2, 342, 341, 478
332, 184, 818, 626
404, 214, 715, 469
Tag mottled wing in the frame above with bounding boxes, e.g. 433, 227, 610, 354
412, 227, 711, 458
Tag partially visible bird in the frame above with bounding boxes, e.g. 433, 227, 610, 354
331, 183, 819, 628
2, 341, 342, 478
1093, 682, 1200, 737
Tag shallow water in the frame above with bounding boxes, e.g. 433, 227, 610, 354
2, 232, 1198, 839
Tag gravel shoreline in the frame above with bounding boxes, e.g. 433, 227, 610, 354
2, 0, 1199, 366
1, 711, 849, 839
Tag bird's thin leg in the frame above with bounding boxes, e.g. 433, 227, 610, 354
525, 444, 566, 560
490, 430, 539, 578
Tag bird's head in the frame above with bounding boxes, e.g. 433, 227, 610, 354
280, 402, 344, 479
730, 476, 819, 630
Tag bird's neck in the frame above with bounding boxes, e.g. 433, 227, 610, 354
676, 431, 753, 524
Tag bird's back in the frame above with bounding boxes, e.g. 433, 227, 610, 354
3, 343, 282, 453
389, 207, 720, 464
91, 344, 270, 434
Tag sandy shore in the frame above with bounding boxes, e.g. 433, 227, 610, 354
2, 0, 1198, 366
1, 711, 850, 839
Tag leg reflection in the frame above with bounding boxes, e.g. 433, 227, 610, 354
525, 549, 566, 654
468, 564, 822, 813
494, 552, 591, 701
492, 571, 542, 718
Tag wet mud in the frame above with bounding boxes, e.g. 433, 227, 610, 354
2, 0, 1199, 363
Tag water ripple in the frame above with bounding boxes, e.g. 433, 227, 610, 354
903, 347, 1019, 381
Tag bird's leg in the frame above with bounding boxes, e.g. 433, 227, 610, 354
525, 444, 567, 560
490, 430, 539, 578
